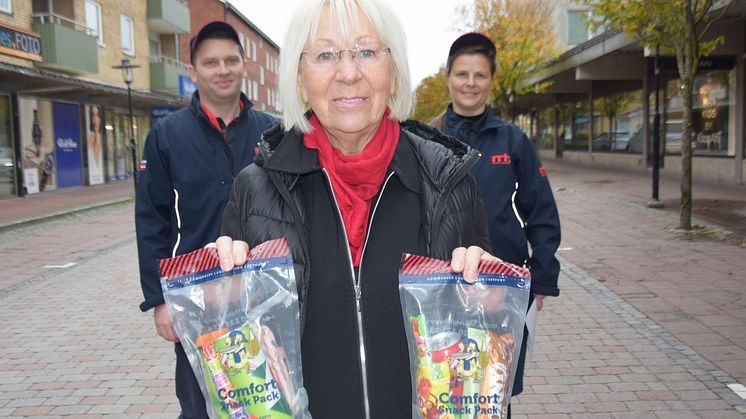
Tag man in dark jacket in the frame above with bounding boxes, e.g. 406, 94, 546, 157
135, 21, 276, 419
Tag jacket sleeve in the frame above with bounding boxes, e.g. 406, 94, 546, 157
135, 127, 174, 311
514, 134, 561, 297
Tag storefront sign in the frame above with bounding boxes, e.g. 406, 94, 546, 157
179, 75, 197, 98
0, 24, 42, 62
152, 106, 175, 124
52, 102, 83, 188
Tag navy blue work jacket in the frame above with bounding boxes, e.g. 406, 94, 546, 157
135, 92, 277, 311
442, 105, 561, 296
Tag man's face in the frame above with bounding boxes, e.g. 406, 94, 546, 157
188, 38, 247, 107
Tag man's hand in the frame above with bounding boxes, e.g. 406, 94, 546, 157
154, 304, 178, 342
534, 294, 547, 311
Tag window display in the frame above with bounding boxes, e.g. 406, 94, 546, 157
664, 69, 736, 156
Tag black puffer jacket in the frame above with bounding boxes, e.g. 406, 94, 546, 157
221, 119, 490, 418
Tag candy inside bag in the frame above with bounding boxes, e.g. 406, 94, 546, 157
399, 254, 531, 419
160, 238, 311, 419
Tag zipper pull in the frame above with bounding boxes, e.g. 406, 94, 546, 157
355, 284, 362, 313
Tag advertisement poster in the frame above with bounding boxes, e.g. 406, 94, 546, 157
85, 105, 104, 185
52, 102, 83, 188
19, 97, 56, 193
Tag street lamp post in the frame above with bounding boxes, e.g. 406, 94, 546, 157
648, 45, 664, 208
112, 58, 141, 189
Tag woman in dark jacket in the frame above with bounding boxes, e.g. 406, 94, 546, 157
215, 0, 495, 417
431, 33, 562, 417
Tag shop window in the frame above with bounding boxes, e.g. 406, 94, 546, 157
85, 1, 103, 46
559, 101, 590, 151
536, 108, 553, 150
120, 15, 135, 55
0, 95, 15, 196
663, 69, 736, 156
0, 0, 11, 14
591, 90, 643, 153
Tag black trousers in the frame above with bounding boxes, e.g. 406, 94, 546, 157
175, 342, 209, 419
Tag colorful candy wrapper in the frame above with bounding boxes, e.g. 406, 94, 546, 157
399, 254, 531, 419
160, 238, 311, 419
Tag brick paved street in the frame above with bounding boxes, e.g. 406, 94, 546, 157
0, 160, 744, 418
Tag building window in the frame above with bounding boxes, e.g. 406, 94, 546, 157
120, 15, 135, 55
85, 1, 103, 46
0, 0, 11, 14
149, 38, 161, 59
253, 81, 258, 101
239, 32, 246, 58
260, 67, 264, 85
567, 10, 588, 45
251, 41, 257, 62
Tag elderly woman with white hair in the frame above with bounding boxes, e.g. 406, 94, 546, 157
216, 0, 493, 416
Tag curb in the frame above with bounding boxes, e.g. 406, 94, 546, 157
0, 197, 134, 233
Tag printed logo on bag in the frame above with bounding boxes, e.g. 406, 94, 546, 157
491, 153, 510, 165
139, 160, 147, 171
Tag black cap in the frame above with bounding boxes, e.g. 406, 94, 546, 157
189, 21, 241, 63
448, 32, 496, 60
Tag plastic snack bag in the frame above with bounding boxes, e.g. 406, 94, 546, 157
399, 254, 531, 419
160, 238, 311, 419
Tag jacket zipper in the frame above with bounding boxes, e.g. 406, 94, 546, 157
321, 169, 395, 419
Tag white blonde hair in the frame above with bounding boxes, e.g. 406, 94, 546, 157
278, 0, 414, 132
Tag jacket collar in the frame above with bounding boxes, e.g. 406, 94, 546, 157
443, 103, 504, 141
259, 120, 420, 194
259, 118, 477, 195
258, 124, 320, 175
189, 91, 254, 128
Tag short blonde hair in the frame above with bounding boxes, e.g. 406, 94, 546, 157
279, 0, 414, 132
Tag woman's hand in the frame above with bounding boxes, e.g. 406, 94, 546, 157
214, 236, 250, 272
450, 245, 499, 283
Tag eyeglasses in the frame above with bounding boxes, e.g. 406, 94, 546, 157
301, 42, 391, 69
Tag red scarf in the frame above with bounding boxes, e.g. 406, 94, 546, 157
303, 109, 399, 266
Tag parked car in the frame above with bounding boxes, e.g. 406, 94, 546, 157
627, 128, 644, 153
593, 131, 630, 151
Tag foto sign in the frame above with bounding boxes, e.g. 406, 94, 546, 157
0, 24, 42, 61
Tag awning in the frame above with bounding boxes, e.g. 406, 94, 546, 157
0, 61, 186, 109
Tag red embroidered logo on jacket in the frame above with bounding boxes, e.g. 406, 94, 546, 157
491, 153, 511, 165
538, 165, 547, 177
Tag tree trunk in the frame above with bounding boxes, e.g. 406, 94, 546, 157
679, 75, 694, 230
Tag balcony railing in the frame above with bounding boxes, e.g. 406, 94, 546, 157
32, 12, 92, 33
150, 55, 188, 94
31, 13, 98, 74
150, 56, 188, 70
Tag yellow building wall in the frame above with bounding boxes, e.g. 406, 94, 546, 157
0, 1, 36, 68
0, 0, 150, 90
91, 0, 150, 90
